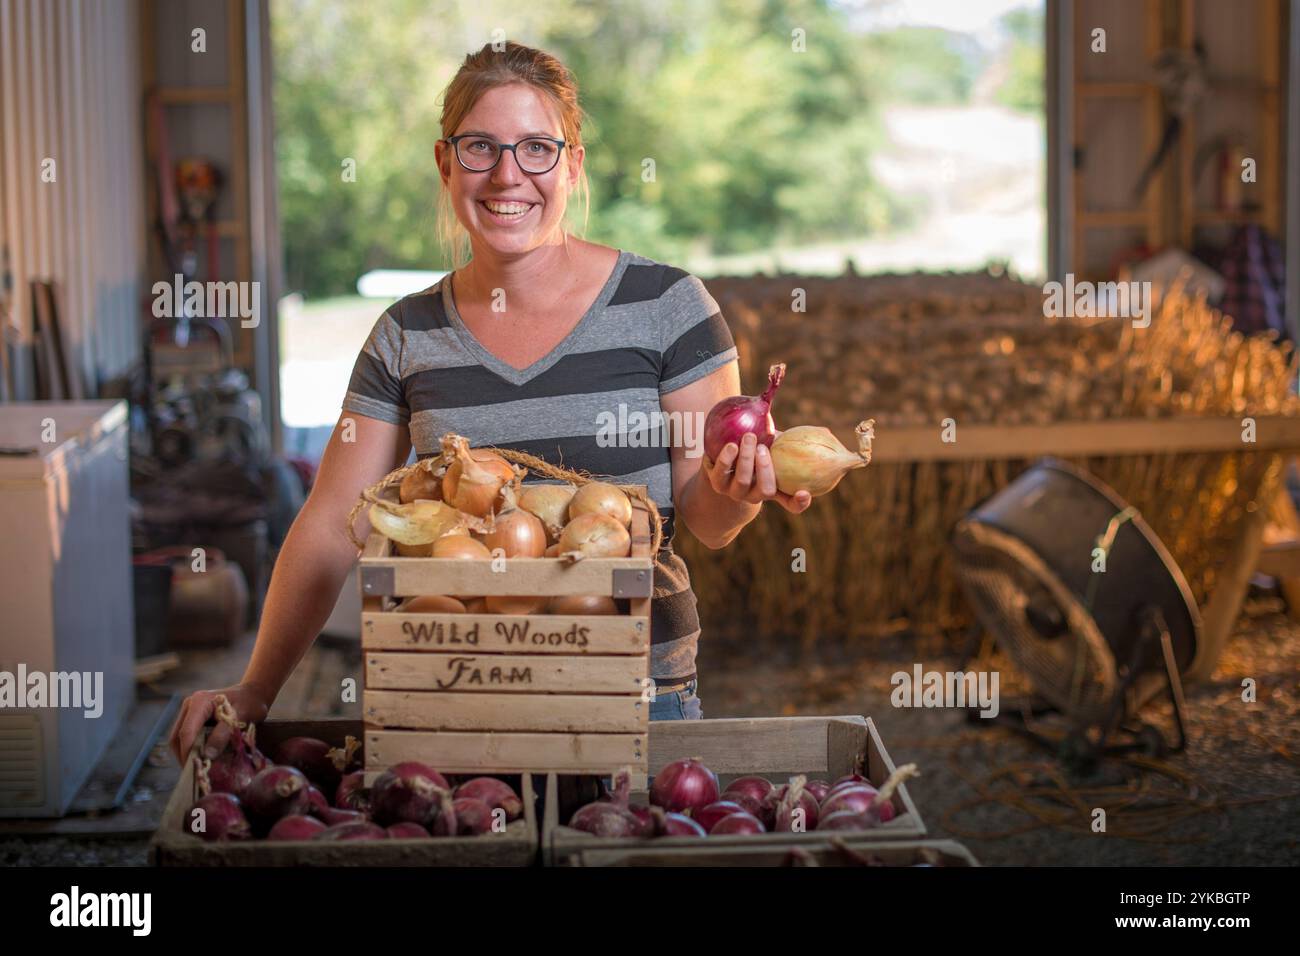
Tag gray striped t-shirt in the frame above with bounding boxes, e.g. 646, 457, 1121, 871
342, 248, 738, 683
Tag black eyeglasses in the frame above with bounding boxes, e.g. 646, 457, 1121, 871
444, 135, 567, 174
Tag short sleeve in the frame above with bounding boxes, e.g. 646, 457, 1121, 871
342, 309, 410, 425
658, 272, 738, 394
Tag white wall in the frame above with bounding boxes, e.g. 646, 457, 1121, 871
0, 0, 146, 393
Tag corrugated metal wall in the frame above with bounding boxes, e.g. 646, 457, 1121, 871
0, 0, 146, 394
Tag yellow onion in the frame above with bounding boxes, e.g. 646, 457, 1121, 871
485, 595, 547, 614
559, 512, 631, 558
518, 483, 577, 542
548, 594, 619, 615
462, 597, 488, 613
369, 499, 470, 546
399, 459, 445, 503
769, 419, 875, 497
394, 541, 432, 557
568, 481, 633, 528
432, 535, 492, 560
400, 595, 466, 613
544, 543, 562, 558
481, 483, 547, 558
441, 434, 517, 517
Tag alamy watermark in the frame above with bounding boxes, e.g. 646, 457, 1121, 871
595, 405, 707, 458
1043, 273, 1152, 328
890, 664, 1000, 718
50, 886, 150, 936
0, 664, 103, 718
151, 273, 260, 328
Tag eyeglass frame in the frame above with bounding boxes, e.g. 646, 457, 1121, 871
442, 134, 568, 174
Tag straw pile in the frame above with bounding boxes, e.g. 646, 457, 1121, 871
679, 269, 1300, 649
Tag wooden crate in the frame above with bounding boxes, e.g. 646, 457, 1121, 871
150, 718, 538, 866
360, 494, 654, 778
542, 716, 925, 866
567, 838, 979, 867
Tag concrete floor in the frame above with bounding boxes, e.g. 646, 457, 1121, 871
3, 593, 1298, 866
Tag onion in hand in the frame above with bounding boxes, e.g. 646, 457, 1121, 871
703, 363, 785, 463
769, 419, 875, 497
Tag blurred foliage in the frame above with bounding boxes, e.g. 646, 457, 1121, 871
272, 0, 1040, 296
995, 7, 1045, 113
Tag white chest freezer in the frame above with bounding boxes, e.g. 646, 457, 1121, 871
0, 401, 135, 816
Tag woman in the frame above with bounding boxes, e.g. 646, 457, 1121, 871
169, 41, 811, 763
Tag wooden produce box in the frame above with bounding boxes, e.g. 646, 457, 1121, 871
360, 495, 654, 779
151, 718, 538, 866
542, 715, 925, 866
567, 838, 979, 867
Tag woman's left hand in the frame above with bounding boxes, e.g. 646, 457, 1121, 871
700, 431, 812, 514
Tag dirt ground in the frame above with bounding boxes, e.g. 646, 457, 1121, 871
4, 592, 1298, 867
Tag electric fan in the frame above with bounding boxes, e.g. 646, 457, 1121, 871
950, 458, 1198, 768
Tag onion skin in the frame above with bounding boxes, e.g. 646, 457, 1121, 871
568, 482, 633, 528
206, 747, 260, 799
452, 797, 496, 836
441, 436, 515, 517
649, 758, 720, 815
462, 597, 488, 613
267, 814, 328, 841
770, 776, 820, 832
189, 793, 251, 841
482, 505, 546, 558
454, 777, 522, 821
816, 809, 873, 832
401, 595, 467, 614
371, 762, 452, 827
819, 785, 878, 819
399, 462, 444, 503
518, 484, 576, 541
770, 419, 875, 497
315, 821, 389, 841
485, 594, 548, 614
243, 766, 312, 829
394, 541, 433, 557
547, 594, 619, 615
432, 535, 492, 559
335, 771, 371, 814
370, 499, 467, 546
710, 811, 766, 835
651, 806, 707, 837
558, 512, 631, 558
569, 802, 644, 838
722, 776, 773, 819
305, 786, 330, 818
628, 805, 657, 838
695, 800, 745, 832
319, 807, 367, 826
703, 363, 785, 462
805, 779, 832, 805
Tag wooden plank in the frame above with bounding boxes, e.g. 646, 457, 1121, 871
366, 652, 646, 694
648, 715, 867, 775
872, 416, 1300, 463
365, 690, 648, 733
362, 612, 649, 655
360, 555, 653, 598
1261, 479, 1300, 617
365, 729, 644, 774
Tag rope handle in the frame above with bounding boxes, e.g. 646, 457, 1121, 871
346, 434, 664, 555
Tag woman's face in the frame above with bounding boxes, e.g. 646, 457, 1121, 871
437, 83, 583, 259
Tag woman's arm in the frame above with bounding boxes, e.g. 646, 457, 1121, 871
662, 361, 811, 551
168, 412, 410, 761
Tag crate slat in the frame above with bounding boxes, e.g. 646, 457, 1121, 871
567, 838, 979, 867
366, 729, 644, 774
366, 652, 647, 694
362, 612, 649, 655
359, 556, 653, 597
365, 689, 649, 733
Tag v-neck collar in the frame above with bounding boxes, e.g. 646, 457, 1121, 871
440, 248, 630, 386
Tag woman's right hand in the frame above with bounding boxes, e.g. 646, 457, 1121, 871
168, 683, 271, 765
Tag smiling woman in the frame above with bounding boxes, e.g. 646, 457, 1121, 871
170, 40, 813, 764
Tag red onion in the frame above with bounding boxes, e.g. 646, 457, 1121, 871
267, 814, 328, 841
335, 771, 370, 813
274, 737, 341, 790
703, 363, 785, 462
243, 766, 311, 827
454, 777, 522, 821
371, 762, 452, 827
710, 811, 766, 835
315, 821, 388, 841
770, 776, 820, 832
452, 797, 495, 836
305, 785, 330, 818
830, 772, 870, 793
568, 771, 645, 838
206, 745, 262, 799
386, 822, 431, 839
805, 779, 832, 804
649, 758, 719, 815
817, 809, 872, 831
651, 806, 707, 837
319, 807, 367, 826
628, 805, 656, 838
695, 800, 745, 832
427, 788, 458, 837
819, 785, 878, 819
189, 793, 250, 842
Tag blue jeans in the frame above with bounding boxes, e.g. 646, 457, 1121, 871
649, 679, 703, 721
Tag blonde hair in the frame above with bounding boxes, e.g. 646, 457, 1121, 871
436, 42, 591, 268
